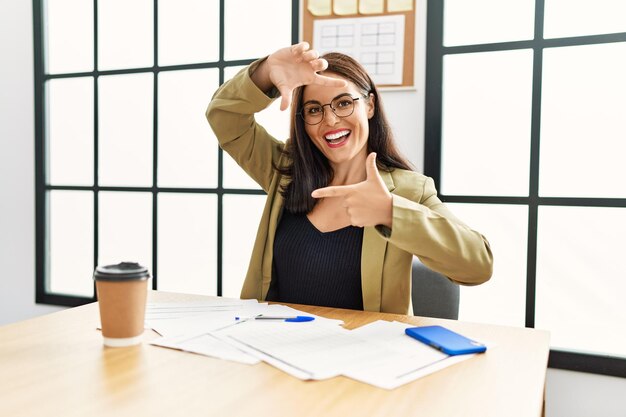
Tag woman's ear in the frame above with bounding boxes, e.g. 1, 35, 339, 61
367, 93, 375, 119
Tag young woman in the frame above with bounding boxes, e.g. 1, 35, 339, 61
207, 42, 493, 314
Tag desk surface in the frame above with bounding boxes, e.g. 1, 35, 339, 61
0, 291, 550, 417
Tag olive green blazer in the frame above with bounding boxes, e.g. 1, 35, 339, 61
206, 61, 493, 314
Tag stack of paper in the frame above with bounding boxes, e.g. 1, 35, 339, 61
147, 300, 479, 390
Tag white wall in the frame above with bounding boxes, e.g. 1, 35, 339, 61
377, 0, 427, 172
0, 0, 624, 415
546, 369, 626, 417
0, 0, 65, 325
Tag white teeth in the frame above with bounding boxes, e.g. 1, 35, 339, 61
324, 130, 350, 141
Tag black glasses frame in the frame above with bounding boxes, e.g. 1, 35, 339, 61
298, 93, 366, 125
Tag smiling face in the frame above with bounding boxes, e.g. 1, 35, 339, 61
301, 72, 374, 170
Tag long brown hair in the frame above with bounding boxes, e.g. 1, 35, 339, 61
277, 52, 413, 214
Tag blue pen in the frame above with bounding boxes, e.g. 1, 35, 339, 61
234, 315, 315, 322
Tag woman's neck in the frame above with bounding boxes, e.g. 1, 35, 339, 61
329, 153, 368, 186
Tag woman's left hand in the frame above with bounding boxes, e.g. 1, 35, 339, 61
311, 153, 393, 228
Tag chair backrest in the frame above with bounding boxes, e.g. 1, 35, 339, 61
411, 258, 460, 320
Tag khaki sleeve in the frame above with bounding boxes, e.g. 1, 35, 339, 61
205, 59, 286, 192
378, 177, 493, 285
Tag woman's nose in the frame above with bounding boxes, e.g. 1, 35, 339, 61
323, 107, 340, 125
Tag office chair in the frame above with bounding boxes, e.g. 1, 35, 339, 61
411, 257, 460, 320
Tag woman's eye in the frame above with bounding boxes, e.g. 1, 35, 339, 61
336, 99, 352, 108
307, 106, 322, 114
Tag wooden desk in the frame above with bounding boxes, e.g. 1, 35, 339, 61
0, 291, 549, 417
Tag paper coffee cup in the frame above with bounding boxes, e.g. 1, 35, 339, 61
94, 262, 150, 347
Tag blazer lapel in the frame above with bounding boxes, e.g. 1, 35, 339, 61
261, 175, 287, 297
361, 170, 396, 312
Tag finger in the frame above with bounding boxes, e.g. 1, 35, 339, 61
312, 73, 349, 88
309, 57, 328, 72
277, 86, 292, 111
301, 49, 320, 62
292, 42, 310, 63
291, 42, 309, 54
311, 185, 355, 198
365, 152, 380, 180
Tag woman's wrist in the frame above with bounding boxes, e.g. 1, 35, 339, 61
249, 59, 274, 94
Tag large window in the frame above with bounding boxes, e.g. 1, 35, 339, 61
34, 0, 297, 305
425, 0, 626, 376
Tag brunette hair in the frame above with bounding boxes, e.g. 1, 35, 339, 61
277, 52, 413, 214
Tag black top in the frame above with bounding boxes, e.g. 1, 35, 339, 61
266, 210, 364, 310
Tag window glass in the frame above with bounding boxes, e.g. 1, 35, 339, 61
441, 50, 533, 196
544, 0, 626, 38
47, 77, 94, 186
45, 0, 93, 74
222, 195, 266, 298
224, 0, 291, 60
540, 42, 626, 198
158, 0, 219, 66
49, 190, 94, 297
37, 0, 296, 304
443, 0, 535, 46
98, 73, 153, 187
157, 193, 217, 295
447, 203, 528, 327
223, 66, 247, 82
158, 69, 219, 188
256, 99, 291, 141
98, 0, 153, 70
222, 154, 263, 190
536, 206, 626, 358
98, 192, 152, 269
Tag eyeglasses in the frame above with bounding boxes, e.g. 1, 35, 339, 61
298, 93, 366, 125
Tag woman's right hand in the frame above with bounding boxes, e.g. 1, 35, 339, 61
253, 42, 348, 111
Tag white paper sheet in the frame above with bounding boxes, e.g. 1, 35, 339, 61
219, 320, 396, 380
148, 301, 344, 366
333, 0, 357, 15
146, 299, 260, 336
313, 14, 405, 85
151, 331, 260, 365
388, 0, 413, 12
218, 320, 481, 389
308, 0, 332, 16
345, 321, 477, 389
145, 298, 256, 320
